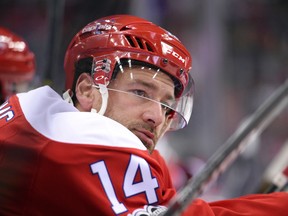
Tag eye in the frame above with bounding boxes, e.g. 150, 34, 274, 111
131, 89, 147, 98
161, 103, 175, 117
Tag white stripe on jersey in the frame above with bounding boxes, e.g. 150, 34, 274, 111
17, 86, 146, 150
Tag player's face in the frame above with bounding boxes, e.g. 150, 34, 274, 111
104, 67, 175, 153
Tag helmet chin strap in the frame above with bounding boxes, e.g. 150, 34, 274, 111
95, 84, 108, 115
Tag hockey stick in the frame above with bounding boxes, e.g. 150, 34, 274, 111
163, 78, 288, 216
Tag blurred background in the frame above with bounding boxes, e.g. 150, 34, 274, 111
1, 0, 287, 200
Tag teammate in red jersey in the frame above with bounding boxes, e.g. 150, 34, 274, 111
0, 15, 287, 216
0, 27, 36, 104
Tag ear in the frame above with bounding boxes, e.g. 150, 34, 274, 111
75, 73, 95, 111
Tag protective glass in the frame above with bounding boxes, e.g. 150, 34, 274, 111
92, 58, 194, 131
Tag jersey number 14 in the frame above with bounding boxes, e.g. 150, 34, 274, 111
90, 154, 159, 214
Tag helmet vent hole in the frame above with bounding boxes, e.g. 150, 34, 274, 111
125, 35, 137, 48
124, 35, 155, 52
145, 43, 154, 52
136, 37, 144, 49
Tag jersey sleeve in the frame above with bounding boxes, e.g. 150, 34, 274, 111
181, 192, 288, 216
209, 192, 288, 216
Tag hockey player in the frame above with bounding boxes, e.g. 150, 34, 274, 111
0, 27, 35, 104
0, 15, 287, 216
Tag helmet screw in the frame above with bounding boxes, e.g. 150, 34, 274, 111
162, 58, 168, 64
179, 69, 184, 76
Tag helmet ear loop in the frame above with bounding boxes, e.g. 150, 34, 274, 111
91, 84, 109, 115
97, 84, 108, 115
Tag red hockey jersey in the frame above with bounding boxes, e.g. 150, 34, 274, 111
0, 86, 287, 216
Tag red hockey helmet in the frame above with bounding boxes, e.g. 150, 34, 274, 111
64, 14, 194, 130
0, 27, 36, 102
0, 27, 35, 82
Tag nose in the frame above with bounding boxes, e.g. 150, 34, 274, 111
142, 100, 165, 127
